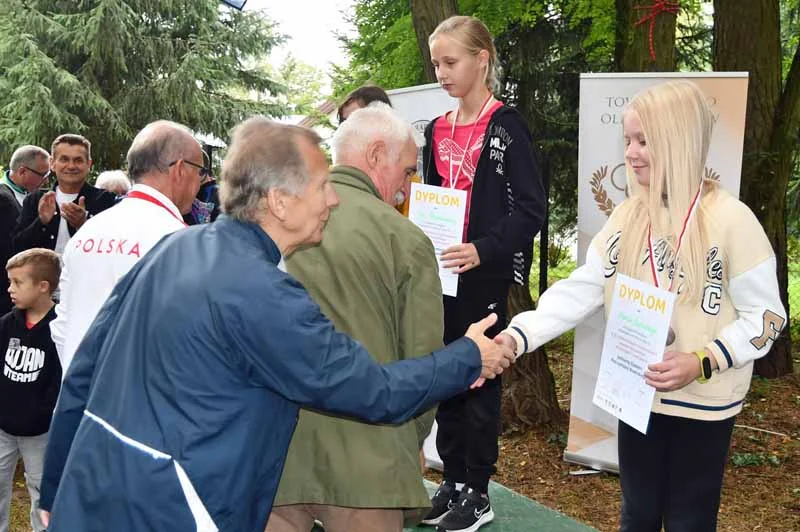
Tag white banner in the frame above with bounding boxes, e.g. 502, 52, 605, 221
568, 73, 748, 472
388, 83, 457, 177
388, 83, 458, 134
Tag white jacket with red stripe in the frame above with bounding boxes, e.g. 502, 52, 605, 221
505, 187, 786, 421
50, 184, 186, 375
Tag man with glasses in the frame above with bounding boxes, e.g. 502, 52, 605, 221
180, 151, 222, 226
0, 146, 51, 314
13, 135, 116, 258
49, 121, 201, 373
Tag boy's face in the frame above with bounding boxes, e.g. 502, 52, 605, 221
7, 266, 49, 309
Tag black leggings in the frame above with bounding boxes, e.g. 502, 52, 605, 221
618, 413, 735, 532
436, 277, 509, 493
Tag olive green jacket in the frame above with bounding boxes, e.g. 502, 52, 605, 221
273, 166, 443, 517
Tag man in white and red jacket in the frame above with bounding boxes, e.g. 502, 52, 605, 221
50, 121, 203, 374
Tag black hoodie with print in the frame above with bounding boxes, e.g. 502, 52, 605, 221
0, 307, 61, 436
423, 105, 546, 286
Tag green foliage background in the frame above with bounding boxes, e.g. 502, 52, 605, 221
0, 0, 286, 169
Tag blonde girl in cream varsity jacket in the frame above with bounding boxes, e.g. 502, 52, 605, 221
498, 81, 786, 531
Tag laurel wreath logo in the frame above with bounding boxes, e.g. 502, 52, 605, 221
704, 167, 720, 181
590, 166, 721, 217
590, 166, 615, 216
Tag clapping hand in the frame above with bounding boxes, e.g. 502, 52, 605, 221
37, 192, 57, 224
61, 196, 87, 229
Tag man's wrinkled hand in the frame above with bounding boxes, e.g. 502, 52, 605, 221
470, 333, 519, 389
464, 313, 515, 382
40, 510, 50, 528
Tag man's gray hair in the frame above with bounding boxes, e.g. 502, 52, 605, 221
9, 145, 49, 172
95, 170, 132, 194
330, 102, 423, 165
220, 117, 322, 222
127, 120, 198, 183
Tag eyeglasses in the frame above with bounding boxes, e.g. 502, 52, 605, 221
21, 165, 49, 180
169, 159, 210, 179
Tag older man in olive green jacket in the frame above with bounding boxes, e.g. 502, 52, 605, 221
266, 104, 442, 532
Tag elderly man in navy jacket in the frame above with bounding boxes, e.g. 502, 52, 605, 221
39, 118, 515, 532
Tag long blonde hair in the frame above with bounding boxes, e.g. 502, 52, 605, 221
617, 80, 718, 303
429, 15, 500, 94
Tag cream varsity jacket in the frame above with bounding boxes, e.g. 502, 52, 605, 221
505, 187, 786, 421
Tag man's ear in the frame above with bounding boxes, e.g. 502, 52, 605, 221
166, 160, 181, 185
265, 188, 289, 221
365, 140, 386, 170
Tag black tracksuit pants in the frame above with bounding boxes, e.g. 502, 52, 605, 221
436, 276, 509, 494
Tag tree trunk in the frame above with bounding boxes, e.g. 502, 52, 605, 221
409, 0, 458, 82
615, 0, 678, 71
488, 18, 568, 429
502, 284, 564, 429
714, 0, 799, 377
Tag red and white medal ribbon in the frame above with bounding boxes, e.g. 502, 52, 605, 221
646, 186, 702, 292
447, 93, 494, 189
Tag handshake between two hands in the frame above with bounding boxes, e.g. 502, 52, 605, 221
463, 313, 519, 389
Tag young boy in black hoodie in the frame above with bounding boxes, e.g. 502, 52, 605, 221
0, 248, 61, 532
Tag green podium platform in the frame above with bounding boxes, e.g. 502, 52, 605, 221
404, 480, 598, 532
309, 479, 597, 532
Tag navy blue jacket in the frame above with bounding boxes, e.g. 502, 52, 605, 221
40, 216, 481, 531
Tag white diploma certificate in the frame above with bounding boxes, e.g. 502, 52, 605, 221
592, 274, 675, 434
408, 183, 467, 297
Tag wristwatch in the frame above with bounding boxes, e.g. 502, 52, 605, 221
694, 350, 713, 383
